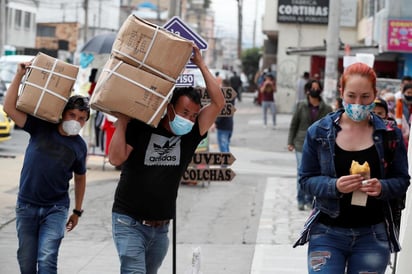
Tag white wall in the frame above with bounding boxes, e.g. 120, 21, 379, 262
262, 0, 359, 113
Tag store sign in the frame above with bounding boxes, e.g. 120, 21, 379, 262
183, 152, 237, 182
190, 152, 236, 165
387, 19, 412, 52
199, 87, 237, 117
199, 87, 237, 101
182, 167, 235, 182
277, 0, 329, 24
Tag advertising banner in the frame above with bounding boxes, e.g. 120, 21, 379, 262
387, 19, 412, 52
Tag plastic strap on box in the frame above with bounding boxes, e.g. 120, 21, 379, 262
24, 60, 72, 115
96, 60, 175, 125
112, 49, 176, 83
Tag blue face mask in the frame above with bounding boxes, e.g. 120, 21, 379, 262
342, 100, 375, 122
169, 106, 194, 135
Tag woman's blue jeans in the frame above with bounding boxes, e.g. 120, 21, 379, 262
112, 212, 169, 274
15, 203, 68, 274
307, 222, 390, 274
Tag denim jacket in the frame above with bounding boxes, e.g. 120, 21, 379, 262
293, 109, 410, 252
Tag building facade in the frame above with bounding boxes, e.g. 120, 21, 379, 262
261, 0, 412, 113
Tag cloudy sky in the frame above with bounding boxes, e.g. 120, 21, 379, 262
211, 0, 265, 48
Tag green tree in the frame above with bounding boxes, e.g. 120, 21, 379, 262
241, 47, 262, 91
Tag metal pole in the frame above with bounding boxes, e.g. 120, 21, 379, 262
169, 0, 177, 18
0, 0, 6, 54
237, 0, 243, 59
173, 204, 176, 274
323, 0, 341, 105
83, 0, 89, 43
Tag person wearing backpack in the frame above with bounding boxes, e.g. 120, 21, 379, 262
293, 62, 410, 274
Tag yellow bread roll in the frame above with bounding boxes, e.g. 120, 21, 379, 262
350, 160, 370, 177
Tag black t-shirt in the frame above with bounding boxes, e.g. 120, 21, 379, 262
319, 144, 384, 227
112, 119, 206, 220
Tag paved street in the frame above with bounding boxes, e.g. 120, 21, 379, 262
0, 93, 394, 274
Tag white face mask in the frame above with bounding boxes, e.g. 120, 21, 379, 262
62, 120, 82, 136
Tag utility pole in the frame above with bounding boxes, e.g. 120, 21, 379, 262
83, 0, 89, 43
252, 0, 258, 48
169, 0, 182, 18
323, 0, 341, 105
0, 0, 6, 55
237, 0, 243, 59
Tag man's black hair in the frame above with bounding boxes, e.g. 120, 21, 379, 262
170, 87, 201, 106
401, 75, 412, 82
402, 83, 412, 93
304, 79, 323, 91
63, 95, 90, 120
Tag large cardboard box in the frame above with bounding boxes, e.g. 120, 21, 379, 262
90, 57, 175, 127
112, 15, 193, 82
16, 53, 79, 123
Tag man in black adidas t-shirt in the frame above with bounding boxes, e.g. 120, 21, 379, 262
108, 45, 225, 274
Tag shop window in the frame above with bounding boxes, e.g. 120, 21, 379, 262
15, 10, 22, 29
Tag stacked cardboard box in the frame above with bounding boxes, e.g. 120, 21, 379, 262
16, 52, 79, 123
91, 15, 193, 127
91, 57, 175, 126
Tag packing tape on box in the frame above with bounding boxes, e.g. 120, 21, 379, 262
95, 60, 175, 125
23, 60, 74, 115
112, 25, 178, 83
112, 49, 176, 83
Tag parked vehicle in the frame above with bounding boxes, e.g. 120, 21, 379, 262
0, 104, 15, 142
0, 55, 36, 99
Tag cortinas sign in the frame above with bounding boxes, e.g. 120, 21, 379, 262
277, 0, 329, 24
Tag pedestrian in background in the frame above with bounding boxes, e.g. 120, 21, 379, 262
4, 62, 89, 274
260, 73, 277, 129
215, 71, 223, 87
215, 79, 234, 153
287, 79, 333, 211
296, 71, 310, 103
395, 83, 412, 147
394, 75, 412, 100
230, 71, 242, 102
294, 62, 409, 274
108, 45, 225, 274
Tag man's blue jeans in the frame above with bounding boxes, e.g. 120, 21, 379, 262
296, 151, 313, 206
217, 129, 232, 152
15, 203, 68, 274
112, 212, 169, 274
307, 222, 390, 273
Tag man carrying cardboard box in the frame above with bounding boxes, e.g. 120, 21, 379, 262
108, 45, 225, 274
4, 61, 90, 274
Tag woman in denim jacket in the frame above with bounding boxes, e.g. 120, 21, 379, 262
293, 62, 410, 274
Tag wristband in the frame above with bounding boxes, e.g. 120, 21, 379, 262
73, 209, 84, 217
